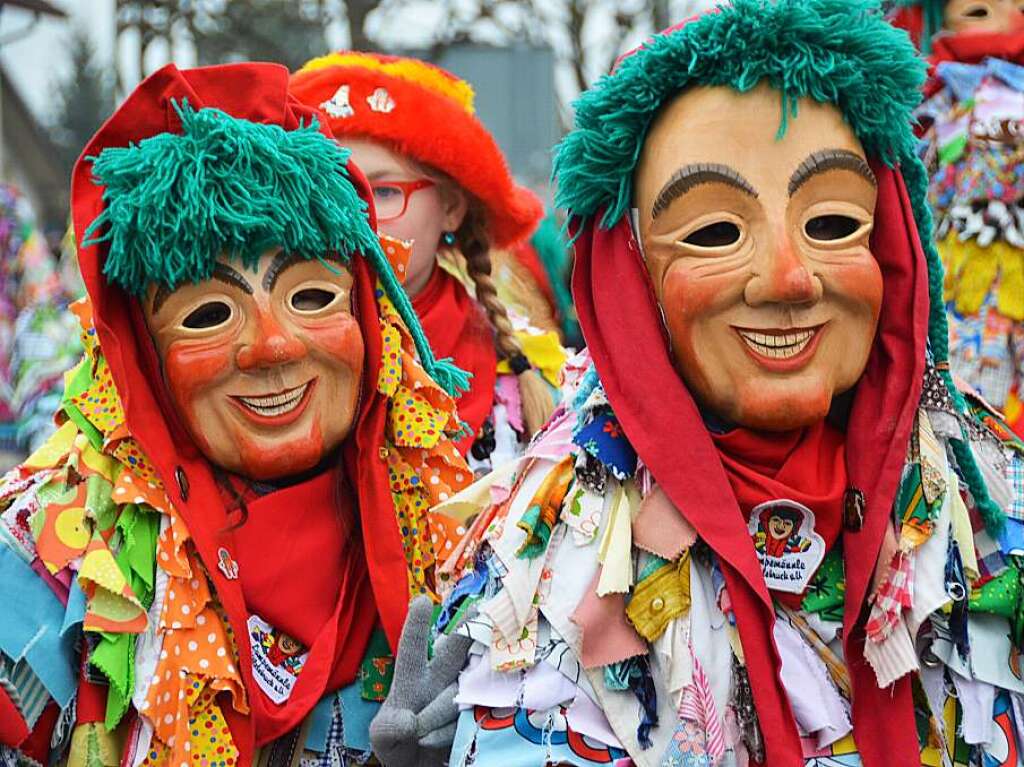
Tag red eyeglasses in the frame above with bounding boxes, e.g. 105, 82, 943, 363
370, 179, 436, 222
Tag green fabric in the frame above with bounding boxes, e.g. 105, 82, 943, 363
91, 631, 134, 731
359, 627, 395, 702
802, 547, 845, 622
938, 131, 969, 166
515, 503, 554, 560
604, 661, 634, 691
61, 359, 104, 451
91, 504, 158, 730
969, 561, 1023, 647
896, 465, 939, 542
638, 554, 671, 582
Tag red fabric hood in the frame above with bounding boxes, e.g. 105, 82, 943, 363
71, 63, 413, 755
572, 161, 928, 766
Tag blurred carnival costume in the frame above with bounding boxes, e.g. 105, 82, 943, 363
0, 186, 82, 463
0, 62, 474, 766
893, 0, 1024, 434
290, 54, 568, 472
377, 1, 1024, 766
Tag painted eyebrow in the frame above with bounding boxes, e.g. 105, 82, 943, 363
651, 163, 759, 220
262, 251, 348, 294
151, 262, 253, 315
788, 149, 877, 197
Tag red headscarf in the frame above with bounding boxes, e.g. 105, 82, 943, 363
572, 160, 928, 765
71, 63, 414, 756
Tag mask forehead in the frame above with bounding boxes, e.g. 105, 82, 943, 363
634, 84, 867, 244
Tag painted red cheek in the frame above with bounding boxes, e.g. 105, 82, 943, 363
302, 315, 365, 368
164, 341, 234, 413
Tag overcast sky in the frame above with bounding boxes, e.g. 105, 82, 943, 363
0, 0, 115, 121
0, 0, 717, 124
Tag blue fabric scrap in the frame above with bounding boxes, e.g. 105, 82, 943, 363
0, 542, 77, 708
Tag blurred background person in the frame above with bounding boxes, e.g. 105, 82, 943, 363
892, 0, 1024, 435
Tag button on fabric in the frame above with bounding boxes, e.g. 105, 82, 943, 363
843, 487, 865, 532
651, 597, 665, 612
175, 466, 189, 502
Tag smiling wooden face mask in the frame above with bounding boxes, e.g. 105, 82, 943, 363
634, 83, 883, 431
143, 249, 365, 479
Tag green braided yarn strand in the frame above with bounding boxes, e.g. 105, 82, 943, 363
367, 241, 471, 398
898, 153, 949, 364
899, 151, 1005, 536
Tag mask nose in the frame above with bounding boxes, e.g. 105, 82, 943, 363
236, 305, 307, 370
744, 228, 823, 307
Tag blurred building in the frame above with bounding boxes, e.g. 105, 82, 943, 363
426, 43, 558, 189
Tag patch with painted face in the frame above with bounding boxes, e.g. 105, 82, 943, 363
747, 499, 826, 593
633, 83, 883, 432
142, 248, 365, 480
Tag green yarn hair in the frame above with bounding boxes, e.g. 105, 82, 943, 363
83, 100, 468, 397
530, 212, 581, 346
553, 0, 1004, 535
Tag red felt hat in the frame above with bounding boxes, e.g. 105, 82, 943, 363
289, 52, 543, 248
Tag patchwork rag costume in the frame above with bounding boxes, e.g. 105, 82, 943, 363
0, 63, 473, 766
290, 54, 567, 471
409, 2, 1024, 766
893, 0, 1024, 435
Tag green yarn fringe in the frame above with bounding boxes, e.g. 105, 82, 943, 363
530, 212, 581, 345
82, 99, 468, 398
553, 0, 925, 231
83, 99, 380, 296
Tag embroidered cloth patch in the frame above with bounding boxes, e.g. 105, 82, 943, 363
748, 499, 826, 594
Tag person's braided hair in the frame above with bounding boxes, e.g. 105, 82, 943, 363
455, 203, 555, 437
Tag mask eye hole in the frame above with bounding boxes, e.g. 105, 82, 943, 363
805, 214, 861, 242
290, 287, 338, 313
182, 301, 232, 330
682, 221, 741, 248
964, 4, 990, 17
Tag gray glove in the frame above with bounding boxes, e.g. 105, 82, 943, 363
370, 596, 473, 767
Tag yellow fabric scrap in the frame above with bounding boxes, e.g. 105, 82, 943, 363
625, 552, 691, 643
948, 473, 978, 580
596, 480, 640, 596
940, 234, 1024, 320
497, 328, 568, 386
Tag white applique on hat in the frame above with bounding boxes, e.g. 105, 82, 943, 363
320, 85, 355, 119
367, 87, 396, 114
